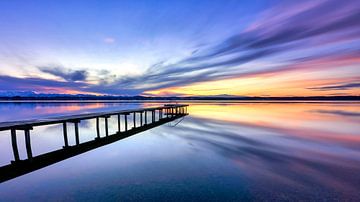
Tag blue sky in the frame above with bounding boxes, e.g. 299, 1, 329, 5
0, 0, 359, 96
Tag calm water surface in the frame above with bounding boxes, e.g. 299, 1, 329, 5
0, 101, 359, 201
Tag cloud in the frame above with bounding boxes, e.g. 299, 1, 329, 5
0, 75, 87, 92
98, 0, 360, 93
0, 74, 144, 96
308, 82, 360, 91
39, 66, 89, 82
103, 37, 115, 44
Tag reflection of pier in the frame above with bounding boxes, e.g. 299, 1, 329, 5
0, 104, 188, 183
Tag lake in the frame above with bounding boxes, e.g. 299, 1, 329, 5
0, 101, 359, 201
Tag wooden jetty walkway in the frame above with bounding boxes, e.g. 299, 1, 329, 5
0, 104, 188, 183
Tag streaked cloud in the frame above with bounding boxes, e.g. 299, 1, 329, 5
39, 66, 89, 82
308, 83, 360, 91
99, 0, 360, 95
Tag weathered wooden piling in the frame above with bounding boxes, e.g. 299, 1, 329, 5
117, 114, 121, 132
63, 122, 69, 147
24, 128, 32, 159
74, 121, 80, 145
124, 113, 128, 131
10, 129, 20, 162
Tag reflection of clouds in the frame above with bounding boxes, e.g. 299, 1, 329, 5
311, 109, 360, 117
161, 115, 360, 196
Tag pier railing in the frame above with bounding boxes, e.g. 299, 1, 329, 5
0, 104, 188, 183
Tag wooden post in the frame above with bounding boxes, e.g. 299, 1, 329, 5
96, 117, 100, 138
145, 111, 147, 125
124, 114, 128, 131
140, 112, 143, 126
11, 129, 20, 162
74, 121, 80, 145
133, 112, 136, 128
24, 129, 33, 159
63, 122, 69, 147
117, 114, 121, 132
105, 117, 109, 137
151, 110, 154, 123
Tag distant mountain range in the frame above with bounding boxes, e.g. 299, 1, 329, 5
0, 91, 359, 101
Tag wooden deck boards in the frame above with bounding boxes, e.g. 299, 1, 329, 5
0, 104, 188, 131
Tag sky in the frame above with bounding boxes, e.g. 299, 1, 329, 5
0, 0, 359, 97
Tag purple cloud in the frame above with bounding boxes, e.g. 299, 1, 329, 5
39, 66, 89, 82
308, 82, 360, 91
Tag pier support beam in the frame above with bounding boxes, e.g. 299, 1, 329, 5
96, 117, 100, 138
63, 122, 69, 147
11, 129, 20, 162
117, 114, 121, 132
104, 116, 109, 137
124, 114, 128, 131
140, 112, 143, 126
74, 121, 80, 145
133, 112, 136, 129
151, 110, 154, 123
144, 111, 147, 125
24, 128, 33, 159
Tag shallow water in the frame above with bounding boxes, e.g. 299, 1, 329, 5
0, 101, 359, 201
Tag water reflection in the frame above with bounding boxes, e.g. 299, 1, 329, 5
0, 102, 359, 201
0, 102, 165, 122
158, 103, 360, 200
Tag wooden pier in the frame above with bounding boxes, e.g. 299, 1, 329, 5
0, 104, 188, 183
